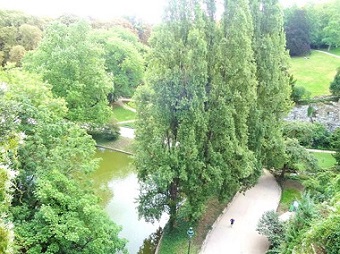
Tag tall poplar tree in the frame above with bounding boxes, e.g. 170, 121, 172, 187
250, 0, 292, 170
135, 0, 211, 227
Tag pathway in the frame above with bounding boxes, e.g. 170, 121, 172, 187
200, 170, 281, 254
315, 50, 340, 59
119, 126, 135, 139
307, 148, 336, 154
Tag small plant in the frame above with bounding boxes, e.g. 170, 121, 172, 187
257, 211, 285, 251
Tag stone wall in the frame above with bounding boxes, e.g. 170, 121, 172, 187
285, 100, 340, 131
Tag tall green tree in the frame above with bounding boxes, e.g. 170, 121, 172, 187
215, 0, 258, 192
92, 28, 145, 100
135, 0, 210, 227
250, 0, 292, 171
23, 20, 113, 124
284, 7, 311, 56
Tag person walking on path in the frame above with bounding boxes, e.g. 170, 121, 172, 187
230, 218, 235, 227
200, 170, 281, 254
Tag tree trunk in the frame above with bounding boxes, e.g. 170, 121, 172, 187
280, 164, 288, 181
168, 178, 179, 230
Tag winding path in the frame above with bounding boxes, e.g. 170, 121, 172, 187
315, 50, 340, 59
200, 170, 281, 254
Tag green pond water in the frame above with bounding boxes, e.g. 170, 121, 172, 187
91, 149, 166, 254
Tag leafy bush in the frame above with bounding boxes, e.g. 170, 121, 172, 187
291, 85, 311, 103
330, 68, 340, 97
87, 123, 120, 141
283, 121, 331, 149
257, 211, 285, 252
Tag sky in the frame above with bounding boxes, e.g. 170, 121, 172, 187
0, 0, 333, 24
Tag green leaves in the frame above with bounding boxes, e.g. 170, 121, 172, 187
23, 20, 113, 124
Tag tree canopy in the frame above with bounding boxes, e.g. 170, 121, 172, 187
135, 0, 291, 228
23, 20, 113, 124
0, 69, 126, 253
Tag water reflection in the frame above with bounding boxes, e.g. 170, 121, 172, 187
91, 149, 167, 254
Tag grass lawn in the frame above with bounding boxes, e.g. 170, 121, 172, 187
311, 152, 336, 169
289, 50, 340, 97
278, 178, 304, 213
327, 47, 340, 56
112, 105, 136, 122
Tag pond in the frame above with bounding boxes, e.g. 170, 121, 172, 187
91, 149, 167, 254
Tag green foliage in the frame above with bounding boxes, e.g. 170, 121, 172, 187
0, 10, 45, 66
257, 210, 285, 251
280, 188, 302, 211
87, 122, 120, 141
290, 85, 311, 103
283, 121, 331, 149
250, 0, 292, 172
289, 51, 340, 97
281, 138, 319, 178
280, 194, 317, 254
330, 127, 340, 166
330, 67, 340, 96
91, 27, 146, 99
284, 7, 311, 56
0, 70, 126, 253
23, 20, 113, 124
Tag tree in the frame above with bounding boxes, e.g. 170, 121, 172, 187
250, 0, 292, 171
0, 69, 127, 253
284, 7, 311, 56
322, 0, 340, 50
0, 82, 20, 254
18, 24, 42, 50
135, 0, 281, 229
257, 210, 285, 252
8, 45, 26, 66
23, 20, 113, 124
92, 28, 145, 100
212, 0, 259, 194
135, 0, 210, 228
330, 67, 340, 96
280, 138, 319, 180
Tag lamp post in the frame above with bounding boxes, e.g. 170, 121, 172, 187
187, 227, 194, 254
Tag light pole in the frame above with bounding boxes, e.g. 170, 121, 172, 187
187, 227, 194, 254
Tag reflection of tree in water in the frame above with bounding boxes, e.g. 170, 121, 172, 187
138, 227, 163, 254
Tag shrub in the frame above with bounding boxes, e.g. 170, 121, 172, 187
330, 68, 340, 96
87, 123, 120, 141
291, 85, 311, 103
257, 211, 285, 251
283, 121, 331, 149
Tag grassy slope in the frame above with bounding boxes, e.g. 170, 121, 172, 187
311, 152, 336, 169
112, 105, 136, 122
289, 50, 340, 97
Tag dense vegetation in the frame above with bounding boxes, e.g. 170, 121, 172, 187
1, 0, 340, 253
284, 0, 340, 56
134, 0, 290, 230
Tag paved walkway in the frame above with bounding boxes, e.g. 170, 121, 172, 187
200, 170, 281, 254
315, 50, 340, 59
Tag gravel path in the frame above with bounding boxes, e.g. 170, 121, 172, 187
200, 170, 281, 254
